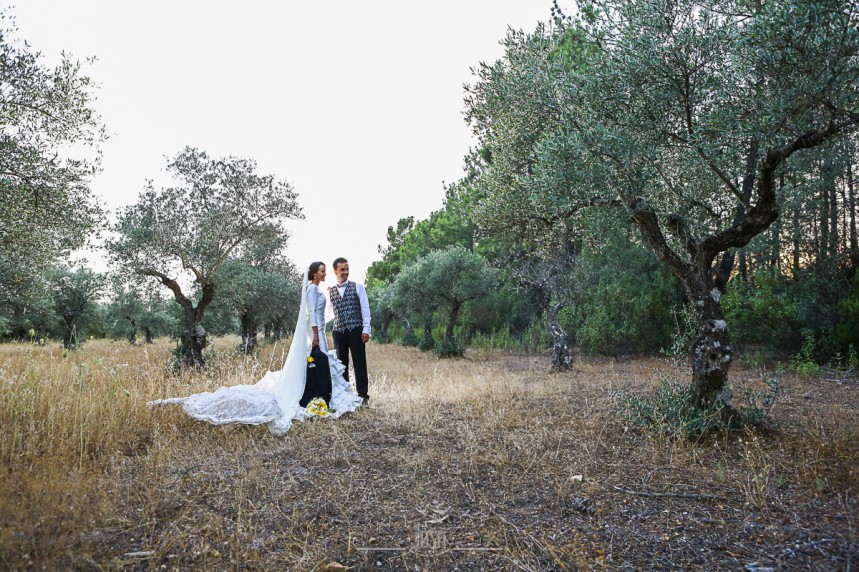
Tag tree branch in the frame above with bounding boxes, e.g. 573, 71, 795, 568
137, 269, 191, 310
698, 149, 746, 207
3, 100, 63, 123
177, 250, 203, 282
629, 197, 693, 281
665, 213, 698, 258
701, 119, 859, 260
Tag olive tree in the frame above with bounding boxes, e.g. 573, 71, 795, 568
367, 282, 397, 343
393, 246, 497, 356
0, 10, 106, 328
107, 147, 302, 367
104, 276, 178, 344
48, 264, 104, 349
391, 264, 438, 350
467, 0, 859, 413
508, 240, 578, 371
213, 230, 300, 354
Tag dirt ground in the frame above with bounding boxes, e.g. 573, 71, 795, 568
1, 341, 857, 570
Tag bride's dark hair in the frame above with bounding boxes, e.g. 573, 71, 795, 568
307, 261, 325, 281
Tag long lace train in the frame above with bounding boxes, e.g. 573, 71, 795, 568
147, 279, 363, 435
147, 349, 362, 435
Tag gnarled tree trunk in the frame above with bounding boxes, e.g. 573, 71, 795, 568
125, 315, 138, 345
142, 270, 214, 368
444, 301, 461, 343
179, 307, 208, 368
686, 280, 734, 413
61, 314, 80, 350
528, 283, 573, 373
421, 317, 434, 350
626, 129, 851, 412
546, 302, 573, 372
240, 311, 258, 354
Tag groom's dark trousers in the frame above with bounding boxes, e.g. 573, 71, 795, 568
333, 326, 369, 397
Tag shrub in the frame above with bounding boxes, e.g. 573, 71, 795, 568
417, 335, 435, 352
613, 378, 727, 439
398, 331, 419, 348
834, 271, 859, 352
789, 330, 820, 376
566, 237, 679, 356
663, 303, 700, 360
613, 371, 781, 439
723, 269, 849, 360
433, 338, 464, 358
722, 271, 803, 352
373, 330, 391, 344
738, 370, 782, 427
470, 325, 518, 353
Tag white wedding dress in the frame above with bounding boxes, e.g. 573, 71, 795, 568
147, 280, 364, 435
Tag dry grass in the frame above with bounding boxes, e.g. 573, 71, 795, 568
1, 338, 857, 570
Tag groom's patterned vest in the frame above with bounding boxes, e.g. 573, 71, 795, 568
329, 281, 363, 332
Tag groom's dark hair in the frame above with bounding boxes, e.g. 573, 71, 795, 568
332, 257, 348, 270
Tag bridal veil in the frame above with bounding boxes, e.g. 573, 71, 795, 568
148, 276, 315, 435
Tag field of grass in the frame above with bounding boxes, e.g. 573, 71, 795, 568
1, 337, 856, 570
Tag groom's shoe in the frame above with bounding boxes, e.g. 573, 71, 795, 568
358, 393, 370, 404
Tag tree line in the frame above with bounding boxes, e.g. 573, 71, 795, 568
364, 0, 859, 416
2, 2, 858, 416
0, 10, 304, 367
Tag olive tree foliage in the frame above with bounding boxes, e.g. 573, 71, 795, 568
104, 276, 178, 344
466, 0, 859, 413
367, 282, 396, 343
568, 220, 682, 355
0, 11, 106, 331
107, 147, 303, 367
391, 262, 438, 350
260, 264, 303, 342
460, 20, 601, 369
211, 229, 301, 354
392, 246, 498, 356
507, 238, 578, 372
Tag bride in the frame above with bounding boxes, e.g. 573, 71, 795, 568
147, 261, 364, 435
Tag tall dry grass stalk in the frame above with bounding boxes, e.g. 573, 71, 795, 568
0, 337, 289, 564
1, 338, 857, 570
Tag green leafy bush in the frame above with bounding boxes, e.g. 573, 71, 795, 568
433, 338, 465, 358
614, 372, 781, 439
722, 271, 803, 352
789, 330, 820, 376
613, 378, 727, 439
834, 271, 859, 352
739, 371, 782, 427
566, 229, 680, 356
664, 303, 701, 359
417, 335, 435, 352
398, 331, 419, 348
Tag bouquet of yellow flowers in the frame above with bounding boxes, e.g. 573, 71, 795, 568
306, 397, 329, 417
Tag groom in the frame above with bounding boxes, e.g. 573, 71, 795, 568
329, 257, 371, 402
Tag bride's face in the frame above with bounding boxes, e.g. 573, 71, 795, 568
313, 265, 327, 282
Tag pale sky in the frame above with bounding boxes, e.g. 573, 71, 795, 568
12, 1, 551, 282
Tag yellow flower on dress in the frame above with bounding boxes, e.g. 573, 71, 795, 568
306, 397, 329, 417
